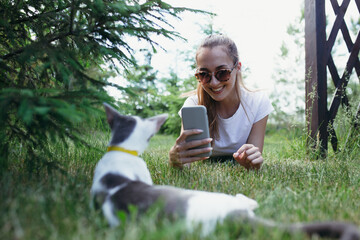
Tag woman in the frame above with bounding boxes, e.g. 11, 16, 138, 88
169, 34, 273, 170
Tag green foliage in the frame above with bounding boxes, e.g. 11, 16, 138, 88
160, 73, 188, 136
0, 0, 196, 172
117, 60, 164, 118
116, 67, 188, 136
116, 50, 198, 135
0, 87, 109, 173
270, 11, 305, 126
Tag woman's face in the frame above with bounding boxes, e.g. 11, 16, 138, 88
196, 46, 238, 103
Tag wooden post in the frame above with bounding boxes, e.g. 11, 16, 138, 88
305, 0, 328, 155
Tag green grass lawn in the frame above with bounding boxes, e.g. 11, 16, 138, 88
1, 128, 359, 239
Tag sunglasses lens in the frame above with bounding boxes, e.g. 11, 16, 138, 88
195, 67, 233, 84
195, 72, 211, 83
215, 69, 231, 81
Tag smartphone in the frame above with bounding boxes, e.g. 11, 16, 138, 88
181, 105, 212, 157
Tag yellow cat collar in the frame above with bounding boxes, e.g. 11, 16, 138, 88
107, 146, 138, 156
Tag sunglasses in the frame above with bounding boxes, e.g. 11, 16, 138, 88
195, 63, 238, 84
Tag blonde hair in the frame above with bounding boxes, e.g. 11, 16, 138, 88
195, 34, 247, 140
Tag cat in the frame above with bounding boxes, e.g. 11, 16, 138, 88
91, 103, 360, 239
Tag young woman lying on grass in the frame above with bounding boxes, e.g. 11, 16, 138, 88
169, 34, 273, 170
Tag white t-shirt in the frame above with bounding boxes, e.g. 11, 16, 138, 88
180, 88, 274, 156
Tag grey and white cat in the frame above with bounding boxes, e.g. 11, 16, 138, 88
91, 103, 359, 239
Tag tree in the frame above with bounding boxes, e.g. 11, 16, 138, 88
270, 10, 305, 126
0, 0, 197, 172
117, 51, 166, 118
116, 52, 196, 136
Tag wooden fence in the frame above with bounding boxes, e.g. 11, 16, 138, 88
305, 0, 360, 155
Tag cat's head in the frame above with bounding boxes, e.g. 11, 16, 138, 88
103, 103, 168, 155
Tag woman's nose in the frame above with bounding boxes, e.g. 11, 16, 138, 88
209, 73, 220, 86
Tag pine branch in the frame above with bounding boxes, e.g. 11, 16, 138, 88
1, 31, 73, 60
0, 0, 207, 173
69, 1, 75, 34
9, 5, 71, 25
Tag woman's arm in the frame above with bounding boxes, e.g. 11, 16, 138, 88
246, 115, 268, 153
233, 115, 269, 169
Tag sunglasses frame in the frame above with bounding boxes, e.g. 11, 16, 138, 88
195, 62, 238, 84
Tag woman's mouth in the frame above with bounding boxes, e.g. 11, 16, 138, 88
211, 86, 225, 94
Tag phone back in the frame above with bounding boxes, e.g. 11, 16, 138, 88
181, 106, 212, 157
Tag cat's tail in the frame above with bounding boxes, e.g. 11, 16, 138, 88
228, 213, 360, 240
265, 218, 360, 240
292, 222, 360, 240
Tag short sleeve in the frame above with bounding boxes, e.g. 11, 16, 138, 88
254, 91, 274, 123
178, 95, 198, 117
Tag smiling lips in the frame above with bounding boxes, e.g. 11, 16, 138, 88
211, 86, 225, 94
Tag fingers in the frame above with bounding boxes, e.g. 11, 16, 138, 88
176, 143, 212, 164
233, 144, 263, 170
169, 130, 213, 168
233, 152, 251, 168
170, 146, 212, 168
176, 138, 213, 153
176, 129, 203, 143
179, 149, 212, 164
234, 144, 256, 155
177, 146, 211, 158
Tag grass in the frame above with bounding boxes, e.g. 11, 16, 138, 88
1, 125, 359, 239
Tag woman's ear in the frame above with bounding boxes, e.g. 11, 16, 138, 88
238, 61, 242, 71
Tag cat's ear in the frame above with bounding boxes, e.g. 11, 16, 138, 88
148, 113, 168, 133
103, 103, 119, 128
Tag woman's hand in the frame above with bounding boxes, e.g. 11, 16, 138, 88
169, 129, 212, 169
233, 144, 263, 170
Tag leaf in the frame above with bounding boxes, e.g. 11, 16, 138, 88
34, 106, 51, 115
117, 210, 127, 223
18, 99, 34, 125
